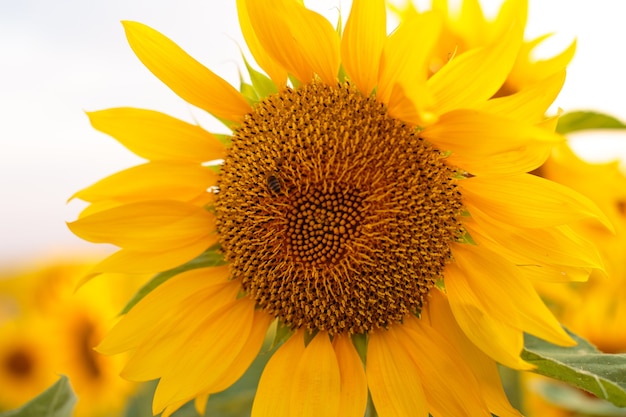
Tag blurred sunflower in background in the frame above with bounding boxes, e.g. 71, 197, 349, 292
523, 144, 626, 416
0, 262, 139, 417
69, 0, 609, 416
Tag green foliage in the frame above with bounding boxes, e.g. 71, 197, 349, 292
557, 111, 626, 134
522, 329, 626, 407
532, 379, 626, 416
120, 245, 226, 314
0, 376, 76, 417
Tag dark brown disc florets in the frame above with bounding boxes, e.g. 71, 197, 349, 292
215, 81, 464, 335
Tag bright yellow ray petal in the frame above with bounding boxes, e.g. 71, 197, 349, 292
120, 284, 241, 381
461, 174, 612, 229
341, 0, 386, 96
194, 394, 209, 417
68, 201, 215, 251
333, 334, 367, 417
491, 0, 528, 43
426, 291, 523, 417
122, 21, 250, 124
366, 330, 429, 417
209, 309, 273, 393
72, 161, 216, 203
478, 70, 566, 123
422, 109, 561, 158
447, 141, 553, 176
236, 0, 287, 86
465, 207, 604, 272
96, 266, 231, 355
443, 266, 533, 370
396, 316, 491, 417
84, 238, 216, 276
245, 0, 340, 85
160, 399, 189, 417
378, 12, 442, 123
152, 298, 256, 414
451, 0, 487, 47
289, 332, 340, 417
251, 331, 306, 417
87, 108, 226, 162
452, 243, 575, 346
426, 21, 522, 113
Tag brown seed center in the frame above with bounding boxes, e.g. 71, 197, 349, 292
215, 81, 465, 335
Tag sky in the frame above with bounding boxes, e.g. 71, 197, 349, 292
1, 0, 625, 267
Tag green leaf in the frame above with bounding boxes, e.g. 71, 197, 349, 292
0, 376, 76, 417
556, 111, 626, 134
532, 378, 626, 416
120, 245, 227, 314
522, 329, 626, 407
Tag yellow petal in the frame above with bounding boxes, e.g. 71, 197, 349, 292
421, 109, 561, 159
341, 0, 386, 96
87, 108, 226, 162
426, 21, 522, 113
84, 238, 216, 276
194, 394, 209, 417
396, 316, 491, 417
378, 12, 441, 122
452, 243, 575, 346
444, 266, 532, 370
333, 334, 367, 417
289, 332, 340, 417
72, 161, 216, 203
448, 142, 553, 176
426, 291, 523, 417
245, 0, 340, 85
465, 208, 604, 272
461, 174, 613, 229
236, 0, 287, 86
68, 201, 215, 251
478, 70, 566, 123
252, 331, 306, 417
152, 298, 256, 414
209, 309, 273, 393
366, 330, 429, 417
122, 21, 250, 124
97, 266, 232, 355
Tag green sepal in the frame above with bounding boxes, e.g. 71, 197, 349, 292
213, 133, 232, 147
288, 74, 301, 89
522, 328, 626, 407
351, 333, 368, 365
338, 64, 348, 84
303, 329, 318, 347
244, 58, 278, 99
0, 376, 76, 417
119, 245, 227, 314
556, 111, 626, 134
271, 320, 294, 350
240, 80, 259, 105
457, 230, 477, 245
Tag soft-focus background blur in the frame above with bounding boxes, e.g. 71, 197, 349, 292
1, 0, 625, 267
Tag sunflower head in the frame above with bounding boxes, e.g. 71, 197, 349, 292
217, 80, 464, 335
70, 0, 611, 416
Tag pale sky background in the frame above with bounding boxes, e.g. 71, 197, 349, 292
0, 0, 625, 267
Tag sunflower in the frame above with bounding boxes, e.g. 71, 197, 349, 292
0, 318, 57, 410
391, 0, 576, 95
0, 262, 138, 417
70, 0, 608, 415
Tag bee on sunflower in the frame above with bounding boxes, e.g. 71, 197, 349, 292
69, 0, 608, 416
